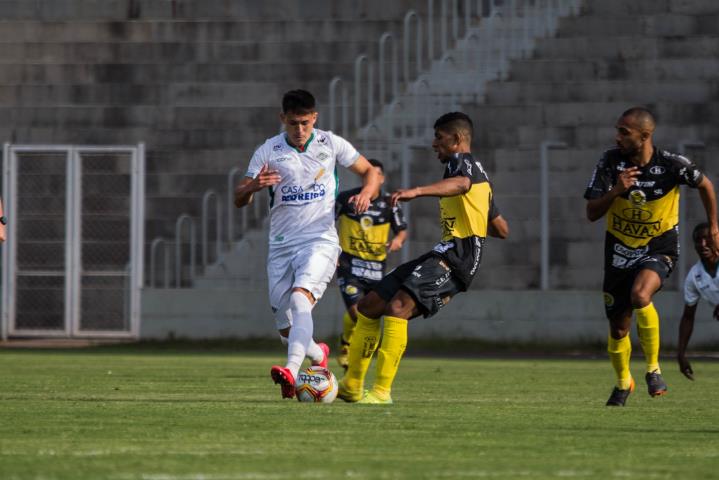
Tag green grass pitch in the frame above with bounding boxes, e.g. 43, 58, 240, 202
0, 348, 717, 480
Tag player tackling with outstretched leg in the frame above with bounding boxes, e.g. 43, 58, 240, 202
235, 89, 380, 399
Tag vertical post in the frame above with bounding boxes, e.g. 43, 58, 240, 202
354, 55, 369, 130
131, 143, 145, 337
400, 144, 412, 263
68, 147, 82, 336
540, 141, 567, 291
1, 143, 11, 340
677, 141, 705, 290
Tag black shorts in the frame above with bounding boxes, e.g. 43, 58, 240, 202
337, 269, 377, 308
372, 252, 464, 318
602, 254, 674, 319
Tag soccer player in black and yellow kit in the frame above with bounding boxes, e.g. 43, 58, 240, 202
584, 107, 719, 406
337, 112, 507, 404
335, 159, 408, 370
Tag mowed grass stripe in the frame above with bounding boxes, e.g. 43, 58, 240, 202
0, 351, 717, 480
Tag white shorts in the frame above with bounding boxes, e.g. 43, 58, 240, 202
267, 239, 341, 329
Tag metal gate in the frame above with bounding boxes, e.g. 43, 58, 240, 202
1, 144, 145, 339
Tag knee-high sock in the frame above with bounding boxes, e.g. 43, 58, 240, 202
607, 334, 632, 390
305, 340, 324, 364
372, 315, 408, 400
342, 310, 381, 393
342, 311, 357, 344
636, 302, 660, 373
285, 292, 313, 378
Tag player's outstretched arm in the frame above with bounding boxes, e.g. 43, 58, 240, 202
390, 176, 471, 207
347, 156, 381, 214
696, 176, 719, 256
234, 164, 281, 209
586, 167, 640, 221
677, 303, 698, 380
488, 214, 509, 239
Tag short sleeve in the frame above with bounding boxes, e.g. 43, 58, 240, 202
683, 269, 701, 306
391, 204, 408, 233
330, 132, 360, 168
245, 143, 269, 179
584, 154, 612, 200
670, 153, 704, 188
488, 196, 500, 220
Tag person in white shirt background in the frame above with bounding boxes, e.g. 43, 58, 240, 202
677, 221, 719, 380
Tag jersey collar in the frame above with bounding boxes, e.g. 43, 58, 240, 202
285, 132, 315, 153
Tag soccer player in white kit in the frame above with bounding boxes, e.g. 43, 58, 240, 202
234, 90, 380, 399
677, 222, 719, 380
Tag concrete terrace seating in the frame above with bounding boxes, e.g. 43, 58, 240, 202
0, 0, 429, 272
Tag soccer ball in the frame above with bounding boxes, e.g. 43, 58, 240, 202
295, 366, 338, 403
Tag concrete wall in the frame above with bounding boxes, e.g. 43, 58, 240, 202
140, 286, 719, 349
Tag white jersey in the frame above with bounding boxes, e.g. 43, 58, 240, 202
246, 128, 360, 247
684, 261, 719, 307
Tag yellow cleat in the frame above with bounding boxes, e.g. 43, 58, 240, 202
336, 379, 363, 403
357, 391, 393, 405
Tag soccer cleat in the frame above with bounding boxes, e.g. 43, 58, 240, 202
270, 365, 296, 399
311, 342, 330, 369
336, 379, 363, 403
606, 377, 635, 407
337, 340, 350, 371
357, 391, 393, 405
645, 370, 668, 397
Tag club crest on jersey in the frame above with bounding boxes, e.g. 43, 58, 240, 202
629, 189, 647, 207
360, 216, 373, 230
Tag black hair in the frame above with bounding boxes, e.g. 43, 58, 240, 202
621, 106, 656, 132
693, 222, 710, 241
433, 112, 474, 141
368, 158, 384, 172
282, 89, 316, 114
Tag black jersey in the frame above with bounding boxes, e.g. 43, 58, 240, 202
336, 187, 407, 264
431, 153, 493, 289
584, 147, 704, 269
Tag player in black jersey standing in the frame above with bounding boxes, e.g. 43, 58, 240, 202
584, 107, 719, 406
335, 159, 409, 370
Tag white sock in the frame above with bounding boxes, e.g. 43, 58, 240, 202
306, 340, 324, 364
285, 292, 313, 378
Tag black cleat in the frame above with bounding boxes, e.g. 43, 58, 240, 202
606, 378, 635, 407
645, 370, 668, 397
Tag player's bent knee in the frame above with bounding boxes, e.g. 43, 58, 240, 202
385, 295, 413, 319
630, 290, 652, 309
357, 292, 385, 319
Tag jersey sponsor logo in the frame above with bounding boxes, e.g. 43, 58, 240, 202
613, 243, 648, 258
350, 266, 382, 281
360, 216, 374, 229
280, 183, 326, 202
272, 144, 283, 151
350, 258, 383, 270
344, 284, 359, 295
348, 236, 385, 257
317, 134, 328, 145
610, 213, 661, 239
316, 151, 330, 161
274, 156, 291, 163
434, 270, 452, 286
635, 180, 655, 187
621, 207, 652, 222
441, 217, 456, 239
649, 165, 665, 175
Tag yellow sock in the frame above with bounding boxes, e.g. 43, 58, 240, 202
636, 303, 661, 373
341, 311, 356, 345
371, 316, 408, 400
342, 310, 380, 394
607, 334, 632, 390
